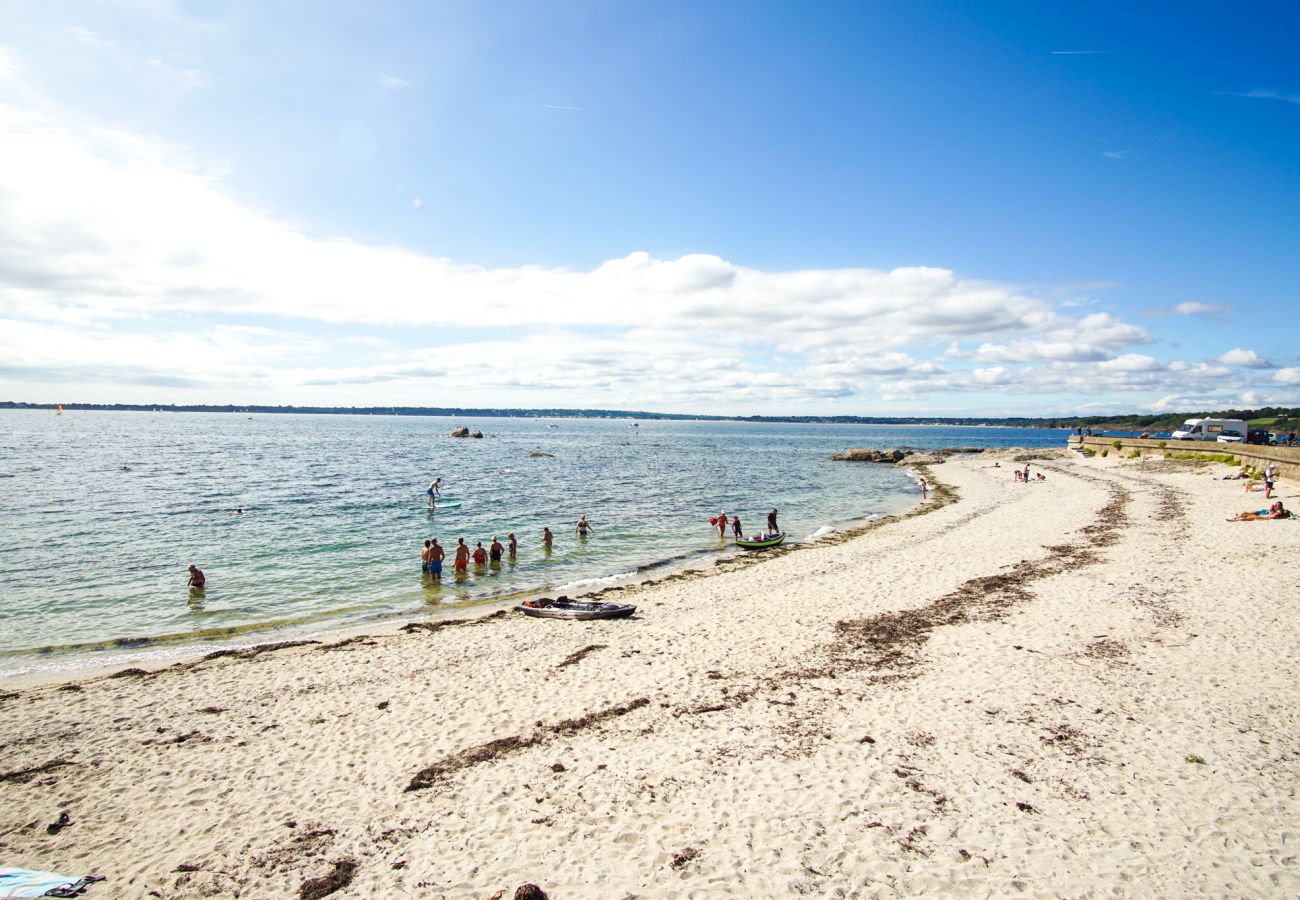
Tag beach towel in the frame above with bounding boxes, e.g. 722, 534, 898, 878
0, 869, 104, 898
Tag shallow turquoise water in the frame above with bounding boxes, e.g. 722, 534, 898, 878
0, 411, 1067, 677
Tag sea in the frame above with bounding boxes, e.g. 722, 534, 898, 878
0, 410, 1073, 680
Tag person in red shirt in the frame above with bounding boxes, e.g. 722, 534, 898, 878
472, 542, 488, 565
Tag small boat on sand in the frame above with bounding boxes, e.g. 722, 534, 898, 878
735, 532, 785, 550
518, 596, 636, 620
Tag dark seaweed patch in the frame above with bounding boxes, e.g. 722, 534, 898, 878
406, 697, 650, 791
298, 858, 357, 900
0, 758, 75, 784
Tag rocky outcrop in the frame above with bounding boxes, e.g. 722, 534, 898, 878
451, 426, 470, 437
900, 453, 945, 466
471, 431, 484, 439
832, 448, 907, 463
529, 451, 554, 458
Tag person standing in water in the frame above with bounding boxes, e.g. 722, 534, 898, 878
575, 516, 594, 536
420, 539, 432, 574
542, 527, 553, 549
767, 509, 778, 533
731, 515, 743, 538
489, 535, 504, 562
428, 539, 445, 582
715, 511, 728, 538
507, 532, 517, 558
454, 538, 469, 574
187, 565, 206, 589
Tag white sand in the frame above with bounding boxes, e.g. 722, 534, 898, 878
2, 451, 1298, 898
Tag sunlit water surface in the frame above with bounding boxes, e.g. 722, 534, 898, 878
0, 411, 1069, 678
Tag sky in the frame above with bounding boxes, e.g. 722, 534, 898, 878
0, 0, 1297, 417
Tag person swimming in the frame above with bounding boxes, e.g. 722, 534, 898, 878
187, 565, 206, 589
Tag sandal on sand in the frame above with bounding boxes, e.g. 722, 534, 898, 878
45, 811, 72, 835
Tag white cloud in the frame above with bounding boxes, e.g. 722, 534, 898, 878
1274, 368, 1300, 385
379, 74, 410, 90
1169, 301, 1232, 316
972, 341, 1112, 363
1218, 89, 1300, 105
1218, 348, 1271, 368
0, 74, 1283, 413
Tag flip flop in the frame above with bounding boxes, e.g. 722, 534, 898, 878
46, 811, 72, 835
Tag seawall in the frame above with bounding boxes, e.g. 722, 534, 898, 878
1068, 435, 1300, 480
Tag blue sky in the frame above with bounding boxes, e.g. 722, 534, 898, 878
0, 0, 1296, 415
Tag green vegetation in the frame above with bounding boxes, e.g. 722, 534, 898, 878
1128, 450, 1141, 458
1186, 754, 1207, 765
1100, 449, 1109, 457
1112, 439, 1123, 450
1164, 452, 1239, 466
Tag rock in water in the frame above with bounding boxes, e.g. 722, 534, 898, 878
832, 448, 907, 463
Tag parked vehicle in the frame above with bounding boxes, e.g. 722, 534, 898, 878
1245, 429, 1272, 445
1171, 418, 1249, 442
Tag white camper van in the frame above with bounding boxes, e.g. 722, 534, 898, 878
1170, 418, 1249, 442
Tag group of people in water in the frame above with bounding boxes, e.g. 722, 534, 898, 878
419, 534, 520, 582
418, 515, 601, 583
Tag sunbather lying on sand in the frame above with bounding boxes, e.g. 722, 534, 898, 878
1227, 501, 1288, 521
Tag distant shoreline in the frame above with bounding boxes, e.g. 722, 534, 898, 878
0, 402, 1091, 429
8, 400, 1295, 433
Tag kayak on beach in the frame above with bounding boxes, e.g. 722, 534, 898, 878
735, 532, 784, 550
518, 597, 636, 620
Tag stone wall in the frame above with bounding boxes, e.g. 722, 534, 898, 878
1068, 435, 1300, 481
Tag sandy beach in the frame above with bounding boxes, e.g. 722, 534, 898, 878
2, 449, 1298, 899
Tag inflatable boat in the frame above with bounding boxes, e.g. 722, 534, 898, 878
735, 532, 785, 550
518, 596, 636, 620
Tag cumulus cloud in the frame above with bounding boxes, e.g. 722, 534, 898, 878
1218, 348, 1271, 368
1275, 368, 1300, 385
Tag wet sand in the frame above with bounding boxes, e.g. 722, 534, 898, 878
2, 450, 1298, 898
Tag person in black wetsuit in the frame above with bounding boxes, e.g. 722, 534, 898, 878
767, 509, 778, 532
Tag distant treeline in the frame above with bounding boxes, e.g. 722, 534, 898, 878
3, 401, 1299, 431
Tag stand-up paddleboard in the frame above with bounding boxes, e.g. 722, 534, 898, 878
428, 499, 461, 509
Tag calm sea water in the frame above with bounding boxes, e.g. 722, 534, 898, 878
0, 411, 1068, 678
